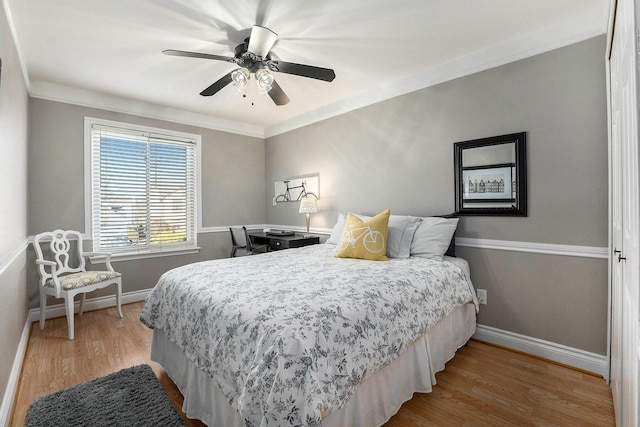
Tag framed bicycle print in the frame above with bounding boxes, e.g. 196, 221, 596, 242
274, 174, 319, 203
454, 132, 527, 216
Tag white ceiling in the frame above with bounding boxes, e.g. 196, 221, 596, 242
6, 0, 609, 137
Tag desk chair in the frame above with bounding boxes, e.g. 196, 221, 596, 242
229, 226, 269, 257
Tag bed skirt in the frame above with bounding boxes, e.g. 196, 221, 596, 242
151, 301, 476, 426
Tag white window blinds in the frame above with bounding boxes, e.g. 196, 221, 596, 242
89, 122, 198, 254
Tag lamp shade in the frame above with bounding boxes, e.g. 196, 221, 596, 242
299, 197, 317, 214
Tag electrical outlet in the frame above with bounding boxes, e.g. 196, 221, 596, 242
477, 289, 487, 305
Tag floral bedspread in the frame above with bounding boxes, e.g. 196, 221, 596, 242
140, 244, 476, 427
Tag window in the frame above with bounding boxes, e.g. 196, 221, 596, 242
85, 118, 200, 256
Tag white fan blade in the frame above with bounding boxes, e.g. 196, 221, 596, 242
248, 25, 278, 57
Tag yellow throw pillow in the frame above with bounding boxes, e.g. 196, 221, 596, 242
336, 209, 390, 261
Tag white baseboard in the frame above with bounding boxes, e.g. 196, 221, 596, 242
474, 324, 609, 380
27, 289, 151, 322
0, 311, 31, 427
0, 289, 152, 427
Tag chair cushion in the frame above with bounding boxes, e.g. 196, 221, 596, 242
45, 271, 121, 291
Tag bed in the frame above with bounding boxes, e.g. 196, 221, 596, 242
140, 214, 478, 426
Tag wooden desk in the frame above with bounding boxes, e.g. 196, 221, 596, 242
248, 231, 320, 251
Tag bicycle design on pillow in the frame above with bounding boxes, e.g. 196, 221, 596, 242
339, 224, 385, 253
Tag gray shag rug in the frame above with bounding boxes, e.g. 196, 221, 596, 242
26, 364, 186, 427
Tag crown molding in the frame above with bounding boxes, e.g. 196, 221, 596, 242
264, 9, 606, 137
2, 0, 31, 91
25, 9, 605, 140
29, 80, 265, 138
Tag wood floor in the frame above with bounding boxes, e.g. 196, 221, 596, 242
11, 302, 615, 426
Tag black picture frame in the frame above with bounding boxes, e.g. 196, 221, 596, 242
454, 132, 527, 216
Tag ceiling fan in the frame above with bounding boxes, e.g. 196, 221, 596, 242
163, 25, 336, 106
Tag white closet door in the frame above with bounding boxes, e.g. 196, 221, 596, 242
609, 0, 640, 424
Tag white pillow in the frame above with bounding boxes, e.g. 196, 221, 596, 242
325, 213, 346, 245
410, 217, 459, 261
386, 215, 422, 258
328, 212, 421, 259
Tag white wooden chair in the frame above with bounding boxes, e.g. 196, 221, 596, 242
33, 229, 123, 340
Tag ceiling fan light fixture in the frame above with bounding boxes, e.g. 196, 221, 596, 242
165, 24, 335, 105
231, 68, 250, 92
256, 68, 274, 94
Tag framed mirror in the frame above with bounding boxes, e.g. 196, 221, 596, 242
454, 132, 527, 216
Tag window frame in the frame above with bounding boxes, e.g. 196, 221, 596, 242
84, 117, 202, 260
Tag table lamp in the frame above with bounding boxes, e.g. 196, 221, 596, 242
299, 197, 317, 236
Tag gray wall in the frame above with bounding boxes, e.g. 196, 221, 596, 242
265, 36, 608, 354
27, 99, 266, 306
0, 1, 30, 416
